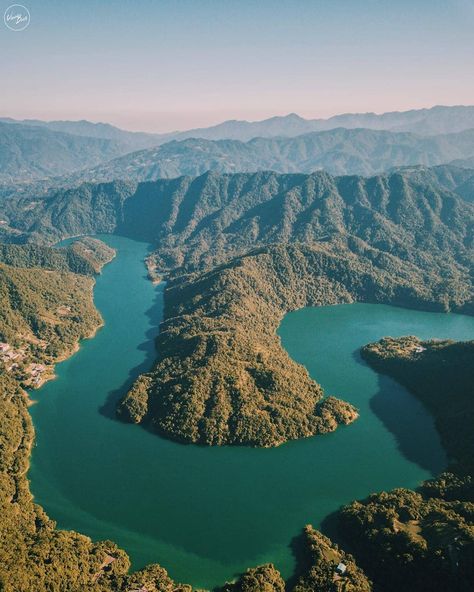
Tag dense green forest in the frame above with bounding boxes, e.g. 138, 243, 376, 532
1, 168, 472, 291
0, 237, 114, 275
0, 236, 373, 591
1, 168, 472, 444
118, 237, 455, 446
0, 238, 115, 386
333, 338, 474, 592
362, 337, 474, 474
0, 360, 372, 591
115, 168, 473, 444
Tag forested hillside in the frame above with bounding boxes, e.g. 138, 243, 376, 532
335, 338, 474, 592
118, 236, 466, 446
2, 169, 473, 288
0, 238, 114, 388
44, 127, 474, 184
362, 337, 474, 475
0, 237, 114, 275
0, 235, 375, 590
0, 158, 473, 589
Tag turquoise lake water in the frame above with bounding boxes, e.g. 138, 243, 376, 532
28, 235, 474, 589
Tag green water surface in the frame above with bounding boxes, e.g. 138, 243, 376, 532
28, 235, 474, 589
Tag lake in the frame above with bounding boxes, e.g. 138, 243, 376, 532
28, 235, 474, 589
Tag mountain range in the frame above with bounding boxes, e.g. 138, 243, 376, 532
3, 105, 474, 184
59, 127, 474, 184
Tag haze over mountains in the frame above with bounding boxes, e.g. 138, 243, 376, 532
61, 128, 474, 184
3, 105, 474, 184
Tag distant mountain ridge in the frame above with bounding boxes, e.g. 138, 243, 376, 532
50, 127, 474, 185
3, 105, 474, 183
4, 105, 474, 144
0, 121, 137, 183
0, 117, 166, 148
169, 105, 474, 141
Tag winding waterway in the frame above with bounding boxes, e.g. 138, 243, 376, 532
29, 235, 474, 589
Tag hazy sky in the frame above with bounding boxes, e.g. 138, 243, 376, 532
1, 0, 474, 132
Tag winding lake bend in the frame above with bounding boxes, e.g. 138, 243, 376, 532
29, 235, 474, 589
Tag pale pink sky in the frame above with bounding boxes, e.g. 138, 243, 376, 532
1, 0, 474, 133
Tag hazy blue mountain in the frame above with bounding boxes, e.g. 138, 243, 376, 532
60, 127, 474, 184
3, 106, 474, 185
0, 118, 166, 152
3, 105, 474, 150
165, 105, 474, 141
450, 155, 474, 169
0, 121, 152, 183
390, 164, 474, 203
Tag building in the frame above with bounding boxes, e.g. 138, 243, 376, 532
336, 562, 347, 575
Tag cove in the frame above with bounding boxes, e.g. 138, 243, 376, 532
28, 235, 474, 589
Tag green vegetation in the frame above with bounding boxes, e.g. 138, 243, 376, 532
0, 237, 115, 275
0, 373, 194, 592
0, 161, 473, 589
334, 338, 474, 592
222, 527, 371, 592
291, 527, 372, 592
119, 235, 456, 446
0, 241, 193, 591
0, 236, 371, 591
339, 487, 474, 592
362, 337, 474, 474
2, 168, 472, 445
0, 238, 114, 387
0, 180, 137, 245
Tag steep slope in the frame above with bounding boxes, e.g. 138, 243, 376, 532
2, 169, 473, 279
139, 169, 473, 281
0, 241, 374, 591
1, 169, 473, 445
0, 243, 189, 591
0, 237, 114, 275
0, 239, 114, 386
